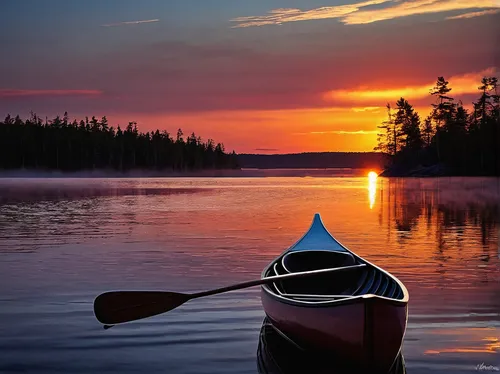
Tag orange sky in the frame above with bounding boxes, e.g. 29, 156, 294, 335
1, 0, 499, 153
112, 67, 496, 153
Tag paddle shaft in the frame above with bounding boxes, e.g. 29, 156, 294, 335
190, 263, 366, 299
94, 263, 366, 326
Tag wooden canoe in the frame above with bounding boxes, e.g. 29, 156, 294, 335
260, 213, 409, 372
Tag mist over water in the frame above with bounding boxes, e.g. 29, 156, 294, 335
0, 175, 498, 373
0, 167, 367, 180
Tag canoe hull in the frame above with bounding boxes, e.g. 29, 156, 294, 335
261, 289, 408, 371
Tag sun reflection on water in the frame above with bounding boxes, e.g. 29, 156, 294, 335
368, 171, 378, 209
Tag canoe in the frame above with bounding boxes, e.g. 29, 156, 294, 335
260, 213, 409, 372
257, 317, 407, 374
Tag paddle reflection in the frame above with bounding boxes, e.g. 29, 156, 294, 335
257, 318, 406, 374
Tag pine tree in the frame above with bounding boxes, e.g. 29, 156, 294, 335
394, 98, 422, 152
430, 77, 455, 127
430, 77, 455, 163
473, 77, 492, 128
374, 103, 401, 157
374, 103, 391, 154
421, 115, 434, 147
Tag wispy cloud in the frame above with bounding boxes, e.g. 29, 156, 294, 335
101, 19, 159, 27
0, 89, 103, 97
255, 148, 280, 151
323, 67, 498, 103
230, 0, 499, 27
344, 0, 500, 24
230, 0, 389, 27
446, 8, 500, 19
351, 106, 382, 112
294, 130, 378, 135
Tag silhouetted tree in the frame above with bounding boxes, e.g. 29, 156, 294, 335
0, 114, 238, 172
430, 77, 455, 128
395, 98, 422, 153
375, 75, 499, 176
421, 115, 434, 147
469, 77, 500, 174
430, 77, 455, 163
375, 103, 401, 157
374, 104, 390, 154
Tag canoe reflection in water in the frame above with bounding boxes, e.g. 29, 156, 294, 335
257, 318, 406, 374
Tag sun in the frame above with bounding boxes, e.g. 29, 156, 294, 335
368, 171, 378, 183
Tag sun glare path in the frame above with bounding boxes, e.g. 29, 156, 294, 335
368, 171, 378, 209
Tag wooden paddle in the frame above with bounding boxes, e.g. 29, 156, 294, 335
94, 263, 366, 327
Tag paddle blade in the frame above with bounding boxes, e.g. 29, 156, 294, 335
94, 291, 190, 325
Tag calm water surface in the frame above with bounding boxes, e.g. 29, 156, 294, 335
0, 176, 499, 373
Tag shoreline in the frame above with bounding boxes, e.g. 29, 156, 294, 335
379, 163, 500, 177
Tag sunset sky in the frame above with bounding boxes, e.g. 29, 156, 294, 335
1, 0, 499, 153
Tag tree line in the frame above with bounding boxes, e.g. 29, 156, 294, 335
0, 114, 239, 172
375, 76, 499, 176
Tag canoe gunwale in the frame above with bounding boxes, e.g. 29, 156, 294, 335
263, 252, 408, 307
263, 283, 407, 307
262, 255, 408, 307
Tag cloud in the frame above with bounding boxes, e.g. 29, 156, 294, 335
230, 0, 500, 27
230, 0, 390, 27
351, 106, 382, 112
446, 8, 500, 19
323, 67, 498, 104
255, 148, 280, 151
3, 16, 496, 117
0, 89, 103, 98
344, 0, 500, 24
101, 19, 159, 27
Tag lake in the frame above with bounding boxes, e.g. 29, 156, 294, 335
0, 175, 499, 373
